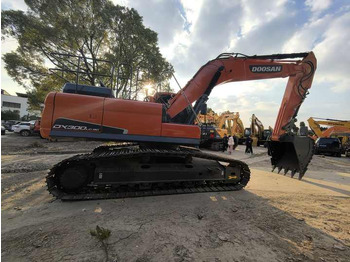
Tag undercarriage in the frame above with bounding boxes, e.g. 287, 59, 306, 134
46, 144, 250, 200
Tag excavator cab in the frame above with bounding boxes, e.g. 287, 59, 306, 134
268, 135, 314, 180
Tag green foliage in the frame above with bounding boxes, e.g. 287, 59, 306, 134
90, 225, 111, 262
1, 110, 20, 120
90, 225, 111, 241
2, 0, 174, 107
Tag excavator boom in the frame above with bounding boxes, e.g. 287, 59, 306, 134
166, 52, 316, 137
231, 112, 245, 139
164, 52, 317, 178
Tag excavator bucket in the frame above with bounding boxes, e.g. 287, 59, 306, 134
268, 135, 314, 180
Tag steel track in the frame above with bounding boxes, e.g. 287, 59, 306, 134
46, 146, 250, 201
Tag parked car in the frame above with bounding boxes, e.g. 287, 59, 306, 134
3, 120, 21, 131
12, 122, 33, 136
314, 137, 342, 157
1, 125, 6, 135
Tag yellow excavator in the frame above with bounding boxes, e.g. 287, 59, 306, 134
197, 112, 222, 150
199, 112, 236, 150
197, 111, 218, 125
231, 112, 245, 144
307, 117, 350, 147
215, 112, 236, 136
246, 114, 273, 147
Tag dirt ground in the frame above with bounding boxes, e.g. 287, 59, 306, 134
1, 132, 350, 262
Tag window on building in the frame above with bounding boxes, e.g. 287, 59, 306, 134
2, 101, 21, 109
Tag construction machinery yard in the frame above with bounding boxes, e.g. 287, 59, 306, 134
1, 50, 350, 262
1, 133, 349, 261
2, 1, 350, 261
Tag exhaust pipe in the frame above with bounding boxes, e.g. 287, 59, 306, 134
268, 135, 314, 180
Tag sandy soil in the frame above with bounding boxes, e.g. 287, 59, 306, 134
1, 132, 350, 261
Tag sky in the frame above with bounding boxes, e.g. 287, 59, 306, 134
1, 0, 350, 128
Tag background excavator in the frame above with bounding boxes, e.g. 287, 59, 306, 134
231, 112, 245, 144
198, 112, 236, 151
41, 51, 317, 200
249, 114, 273, 147
307, 117, 350, 154
197, 111, 217, 124
307, 117, 350, 145
197, 111, 223, 151
216, 112, 236, 135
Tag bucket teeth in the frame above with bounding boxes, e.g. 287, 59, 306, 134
268, 136, 314, 181
291, 169, 296, 178
272, 165, 276, 172
277, 166, 282, 174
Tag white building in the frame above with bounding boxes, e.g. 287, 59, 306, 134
1, 89, 29, 117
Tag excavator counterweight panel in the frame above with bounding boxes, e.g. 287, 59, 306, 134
268, 135, 314, 180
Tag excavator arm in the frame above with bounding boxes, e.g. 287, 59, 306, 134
308, 117, 350, 130
215, 113, 235, 131
307, 117, 324, 137
251, 114, 264, 137
308, 117, 350, 146
231, 112, 245, 138
166, 52, 317, 178
167, 52, 316, 136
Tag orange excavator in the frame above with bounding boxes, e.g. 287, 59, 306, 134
41, 51, 317, 200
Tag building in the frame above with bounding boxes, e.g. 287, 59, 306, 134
1, 89, 29, 118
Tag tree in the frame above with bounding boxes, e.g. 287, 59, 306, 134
1, 110, 20, 121
2, 0, 173, 109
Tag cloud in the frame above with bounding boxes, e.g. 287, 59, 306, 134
282, 14, 331, 52
113, 0, 184, 47
207, 78, 286, 127
170, 0, 242, 81
313, 12, 350, 93
179, 0, 204, 33
207, 92, 281, 128
283, 11, 350, 93
239, 0, 288, 35
305, 0, 332, 13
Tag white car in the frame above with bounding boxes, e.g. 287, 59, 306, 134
12, 122, 34, 136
